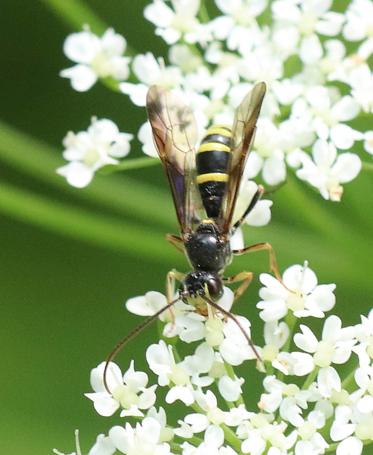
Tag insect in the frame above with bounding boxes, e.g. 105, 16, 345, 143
103, 82, 282, 391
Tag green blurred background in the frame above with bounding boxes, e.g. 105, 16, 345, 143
0, 1, 372, 454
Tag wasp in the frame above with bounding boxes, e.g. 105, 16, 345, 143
104, 82, 282, 390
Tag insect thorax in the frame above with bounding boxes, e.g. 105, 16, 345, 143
196, 125, 232, 219
184, 221, 232, 273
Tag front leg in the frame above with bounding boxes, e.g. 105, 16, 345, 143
224, 271, 254, 302
165, 269, 185, 326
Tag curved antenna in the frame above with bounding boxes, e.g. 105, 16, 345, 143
203, 295, 262, 363
103, 297, 180, 393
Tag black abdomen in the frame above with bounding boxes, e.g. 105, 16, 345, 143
196, 126, 232, 218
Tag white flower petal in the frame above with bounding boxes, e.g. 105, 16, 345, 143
57, 161, 94, 188
60, 65, 97, 92
336, 437, 363, 455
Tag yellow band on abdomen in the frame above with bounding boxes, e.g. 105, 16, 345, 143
206, 126, 232, 137
196, 173, 229, 184
198, 142, 231, 153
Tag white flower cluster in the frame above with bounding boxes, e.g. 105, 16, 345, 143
57, 118, 133, 188
55, 263, 372, 455
58, 0, 372, 199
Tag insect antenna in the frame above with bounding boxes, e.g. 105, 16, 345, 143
202, 295, 262, 363
103, 297, 180, 393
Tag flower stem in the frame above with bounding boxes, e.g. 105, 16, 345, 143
342, 367, 356, 391
278, 312, 297, 382
170, 442, 182, 453
221, 424, 242, 453
199, 0, 210, 22
361, 161, 373, 173
283, 312, 297, 353
40, 0, 136, 55
40, 0, 107, 34
302, 367, 318, 390
74, 430, 82, 455
224, 362, 246, 407
100, 157, 160, 174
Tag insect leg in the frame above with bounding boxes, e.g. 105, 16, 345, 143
165, 269, 185, 329
224, 271, 254, 302
166, 233, 185, 253
233, 242, 282, 282
232, 185, 264, 232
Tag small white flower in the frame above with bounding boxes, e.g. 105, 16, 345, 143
219, 316, 257, 366
211, 0, 267, 54
144, 0, 206, 45
336, 436, 363, 455
109, 417, 171, 455
88, 434, 116, 455
258, 262, 336, 321
184, 389, 227, 432
120, 53, 182, 106
60, 27, 130, 91
363, 131, 373, 155
126, 291, 169, 317
354, 366, 373, 414
146, 340, 195, 405
272, 0, 344, 64
343, 0, 373, 43
85, 361, 157, 418
292, 88, 362, 149
261, 321, 289, 363
296, 140, 361, 201
57, 118, 133, 188
349, 64, 373, 113
353, 310, 373, 367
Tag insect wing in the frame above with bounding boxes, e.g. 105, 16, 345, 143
146, 85, 201, 233
184, 148, 206, 231
221, 82, 266, 232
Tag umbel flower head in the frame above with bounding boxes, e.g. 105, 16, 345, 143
57, 0, 372, 201
52, 261, 372, 455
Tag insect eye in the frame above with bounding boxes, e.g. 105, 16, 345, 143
207, 278, 223, 300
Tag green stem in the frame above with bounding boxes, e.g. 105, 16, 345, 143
181, 436, 204, 446
40, 0, 136, 55
302, 367, 319, 390
282, 312, 297, 353
100, 157, 159, 174
74, 429, 82, 455
224, 362, 245, 407
362, 161, 373, 173
342, 368, 356, 390
0, 180, 175, 262
221, 424, 242, 453
40, 0, 107, 34
325, 442, 338, 453
199, 0, 210, 22
169, 442, 182, 453
277, 312, 297, 382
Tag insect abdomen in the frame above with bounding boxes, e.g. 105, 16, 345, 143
196, 125, 232, 218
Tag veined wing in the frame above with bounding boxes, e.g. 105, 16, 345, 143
219, 82, 266, 233
146, 85, 204, 233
